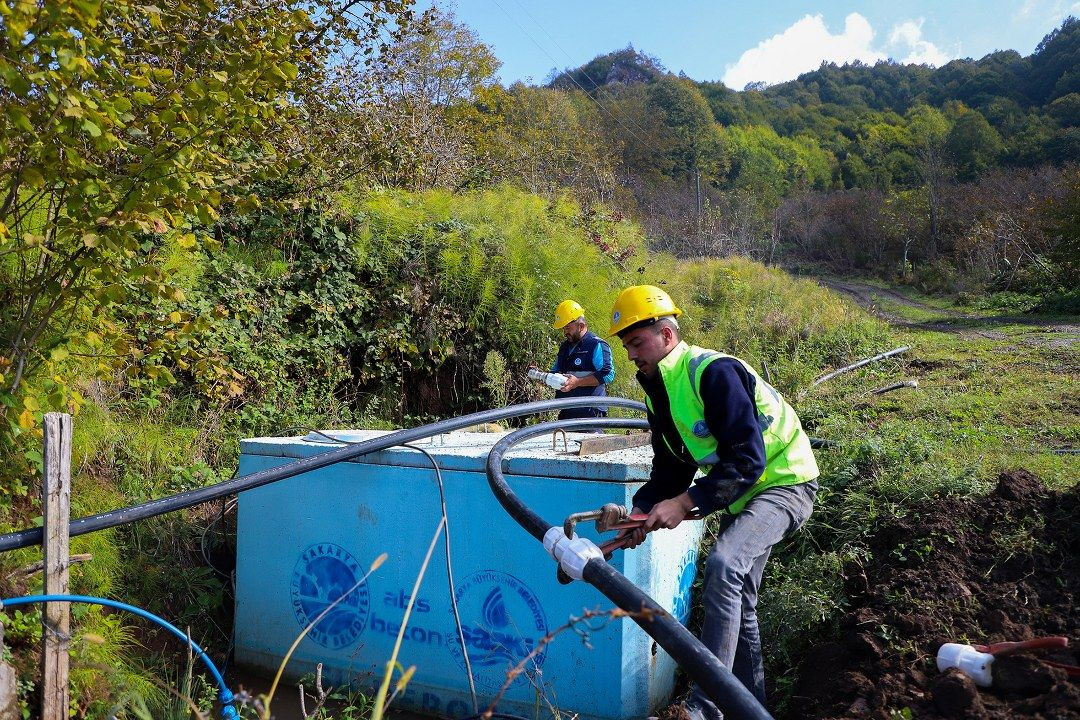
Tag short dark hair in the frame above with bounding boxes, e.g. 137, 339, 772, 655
617, 315, 680, 340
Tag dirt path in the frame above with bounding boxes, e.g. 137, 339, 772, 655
820, 278, 1080, 347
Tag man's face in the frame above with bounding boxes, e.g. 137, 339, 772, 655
620, 325, 671, 378
562, 319, 586, 342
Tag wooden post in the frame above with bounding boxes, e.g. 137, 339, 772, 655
41, 412, 71, 720
0, 621, 18, 720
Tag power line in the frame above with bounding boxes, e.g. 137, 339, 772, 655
504, 0, 659, 142
486, 0, 656, 151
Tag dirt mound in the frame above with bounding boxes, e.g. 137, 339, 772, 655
788, 470, 1080, 719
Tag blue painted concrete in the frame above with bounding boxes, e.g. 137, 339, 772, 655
235, 431, 703, 720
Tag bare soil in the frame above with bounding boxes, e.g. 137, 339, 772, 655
786, 470, 1079, 719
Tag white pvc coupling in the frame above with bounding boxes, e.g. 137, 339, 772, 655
936, 643, 994, 687
543, 526, 604, 581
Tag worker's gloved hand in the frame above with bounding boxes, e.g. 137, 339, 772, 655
596, 503, 628, 532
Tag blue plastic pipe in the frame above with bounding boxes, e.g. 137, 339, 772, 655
0, 594, 238, 719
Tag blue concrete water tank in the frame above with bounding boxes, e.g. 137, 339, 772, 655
235, 430, 703, 720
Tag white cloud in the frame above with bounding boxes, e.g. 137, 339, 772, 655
723, 13, 955, 89
1017, 0, 1039, 18
889, 19, 951, 66
723, 14, 884, 90
1013, 1, 1080, 24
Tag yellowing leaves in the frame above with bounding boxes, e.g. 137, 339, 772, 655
21, 167, 44, 188
17, 408, 36, 430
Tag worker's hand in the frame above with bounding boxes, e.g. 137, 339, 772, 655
616, 525, 647, 550
559, 374, 580, 391
615, 506, 647, 549
644, 494, 695, 532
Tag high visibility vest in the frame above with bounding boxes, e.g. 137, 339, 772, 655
646, 342, 819, 514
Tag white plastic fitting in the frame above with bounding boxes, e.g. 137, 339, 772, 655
937, 643, 994, 687
543, 525, 576, 559
542, 527, 603, 581
527, 368, 568, 390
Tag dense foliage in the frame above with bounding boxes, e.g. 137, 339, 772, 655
501, 20, 1080, 301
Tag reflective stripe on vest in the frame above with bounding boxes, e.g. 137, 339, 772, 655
655, 342, 819, 514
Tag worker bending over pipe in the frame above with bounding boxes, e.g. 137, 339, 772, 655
608, 285, 820, 720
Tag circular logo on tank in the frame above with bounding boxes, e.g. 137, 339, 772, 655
672, 548, 698, 625
447, 570, 549, 691
291, 543, 370, 649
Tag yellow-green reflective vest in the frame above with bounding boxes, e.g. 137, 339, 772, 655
646, 342, 819, 514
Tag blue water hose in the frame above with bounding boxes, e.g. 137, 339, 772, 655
0, 594, 238, 719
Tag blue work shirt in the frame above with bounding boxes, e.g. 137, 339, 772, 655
551, 330, 615, 419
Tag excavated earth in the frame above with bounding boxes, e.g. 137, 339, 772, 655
787, 470, 1079, 719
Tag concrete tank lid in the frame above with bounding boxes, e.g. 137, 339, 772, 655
239, 429, 655, 483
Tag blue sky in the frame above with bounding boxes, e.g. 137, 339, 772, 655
424, 1, 1080, 88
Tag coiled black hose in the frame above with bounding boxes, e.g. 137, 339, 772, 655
485, 417, 774, 720
0, 397, 645, 553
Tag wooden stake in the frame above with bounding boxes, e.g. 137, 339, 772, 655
0, 621, 18, 720
41, 412, 72, 720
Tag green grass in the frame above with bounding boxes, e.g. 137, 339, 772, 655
6, 187, 1075, 718
759, 296, 1079, 713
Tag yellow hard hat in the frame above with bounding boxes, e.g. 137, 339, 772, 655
608, 285, 682, 336
552, 299, 585, 329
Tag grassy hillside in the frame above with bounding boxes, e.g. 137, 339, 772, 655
2, 187, 1075, 717
757, 286, 1079, 715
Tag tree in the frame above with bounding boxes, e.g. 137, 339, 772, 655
0, 0, 418, 435
1030, 16, 1080, 103
467, 84, 618, 202
906, 105, 952, 255
646, 77, 725, 244
946, 111, 1004, 181
647, 77, 720, 179
362, 8, 500, 189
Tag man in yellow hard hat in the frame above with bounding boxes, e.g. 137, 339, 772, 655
547, 299, 615, 420
608, 285, 819, 720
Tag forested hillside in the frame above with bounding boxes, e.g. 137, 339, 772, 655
546, 21, 1080, 301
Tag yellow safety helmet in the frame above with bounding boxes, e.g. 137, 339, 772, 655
552, 299, 585, 329
608, 285, 683, 336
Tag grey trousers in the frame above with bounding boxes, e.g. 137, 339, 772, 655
688, 480, 818, 720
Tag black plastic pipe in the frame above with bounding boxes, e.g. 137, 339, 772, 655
486, 418, 774, 720
0, 397, 645, 553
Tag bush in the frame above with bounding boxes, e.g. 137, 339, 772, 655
1034, 287, 1080, 314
